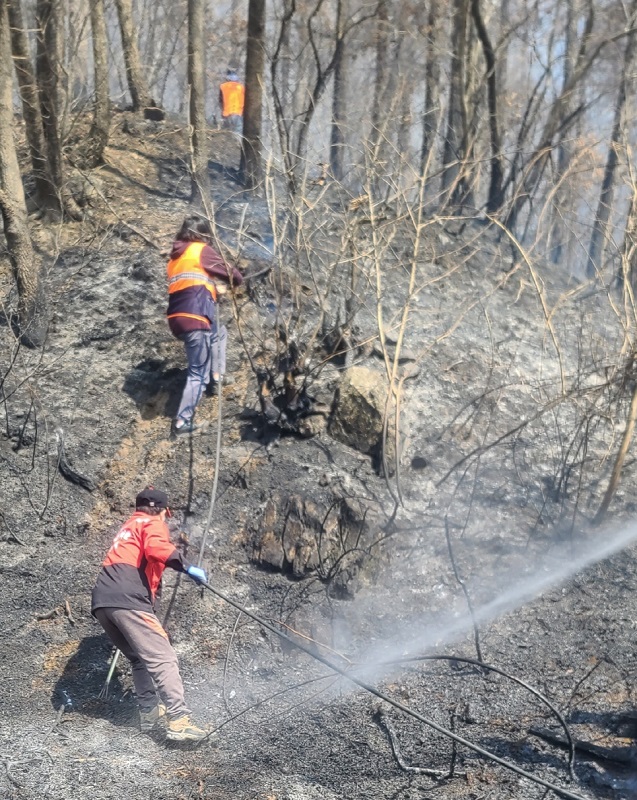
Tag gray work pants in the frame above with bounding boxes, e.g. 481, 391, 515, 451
223, 114, 243, 134
176, 325, 227, 424
94, 607, 189, 717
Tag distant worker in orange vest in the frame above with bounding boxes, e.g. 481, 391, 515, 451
219, 69, 245, 134
167, 214, 243, 437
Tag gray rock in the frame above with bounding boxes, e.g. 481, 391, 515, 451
329, 366, 401, 472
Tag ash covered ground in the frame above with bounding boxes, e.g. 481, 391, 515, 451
0, 115, 636, 800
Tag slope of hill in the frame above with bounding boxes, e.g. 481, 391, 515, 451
0, 113, 636, 800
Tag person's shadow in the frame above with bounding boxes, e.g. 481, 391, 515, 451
51, 634, 136, 729
122, 358, 184, 420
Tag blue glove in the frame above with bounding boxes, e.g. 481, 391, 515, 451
186, 565, 207, 585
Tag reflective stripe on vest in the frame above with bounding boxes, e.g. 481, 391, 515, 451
166, 242, 217, 301
220, 81, 244, 117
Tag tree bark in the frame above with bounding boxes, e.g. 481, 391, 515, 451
371, 0, 388, 141
84, 0, 110, 168
36, 0, 83, 219
35, 0, 64, 209
441, 0, 470, 206
114, 0, 152, 111
0, 0, 47, 347
240, 0, 266, 191
420, 0, 440, 177
548, 0, 578, 265
329, 0, 347, 181
586, 2, 637, 279
7, 0, 60, 215
471, 0, 504, 213
187, 0, 209, 206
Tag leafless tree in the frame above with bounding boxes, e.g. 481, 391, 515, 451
586, 0, 637, 280
0, 0, 47, 346
83, 0, 110, 167
35, 0, 64, 195
329, 0, 348, 181
420, 0, 441, 177
114, 0, 153, 111
441, 0, 471, 207
187, 0, 210, 205
240, 0, 266, 191
7, 0, 61, 217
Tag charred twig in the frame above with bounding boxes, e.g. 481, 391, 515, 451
444, 517, 483, 662
222, 613, 242, 712
529, 726, 636, 766
64, 599, 76, 626
374, 707, 454, 778
36, 607, 61, 621
54, 428, 96, 492
0, 510, 25, 545
448, 706, 459, 778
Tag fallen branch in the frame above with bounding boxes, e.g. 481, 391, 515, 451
36, 608, 61, 621
374, 707, 455, 778
55, 428, 96, 492
529, 726, 636, 766
64, 599, 76, 626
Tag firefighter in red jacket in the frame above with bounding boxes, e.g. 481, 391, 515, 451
92, 486, 208, 741
167, 214, 243, 436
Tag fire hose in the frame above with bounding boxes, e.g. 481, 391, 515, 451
197, 579, 590, 800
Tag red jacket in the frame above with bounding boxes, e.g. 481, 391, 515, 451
91, 512, 187, 613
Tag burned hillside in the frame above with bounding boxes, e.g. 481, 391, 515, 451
0, 111, 636, 800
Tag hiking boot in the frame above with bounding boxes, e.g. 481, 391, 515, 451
165, 714, 208, 742
171, 419, 200, 437
205, 379, 220, 397
205, 374, 235, 397
139, 702, 166, 733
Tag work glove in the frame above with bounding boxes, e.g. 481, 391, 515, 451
186, 565, 208, 585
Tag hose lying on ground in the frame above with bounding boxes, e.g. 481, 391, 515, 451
198, 579, 590, 800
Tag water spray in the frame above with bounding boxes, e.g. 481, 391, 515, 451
197, 579, 591, 800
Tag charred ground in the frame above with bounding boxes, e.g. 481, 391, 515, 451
0, 114, 636, 800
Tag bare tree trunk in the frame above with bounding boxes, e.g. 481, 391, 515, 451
187, 0, 209, 206
83, 0, 110, 168
35, 0, 64, 204
441, 0, 470, 206
548, 0, 578, 265
370, 0, 388, 148
329, 0, 347, 181
471, 0, 504, 213
587, 3, 637, 279
240, 0, 266, 191
36, 0, 83, 219
0, 0, 47, 347
7, 0, 60, 216
114, 0, 152, 111
420, 0, 440, 177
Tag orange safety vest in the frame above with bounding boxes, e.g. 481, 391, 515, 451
166, 242, 217, 301
220, 81, 245, 117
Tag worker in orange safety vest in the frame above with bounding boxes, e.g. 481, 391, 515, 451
219, 69, 245, 133
167, 214, 243, 436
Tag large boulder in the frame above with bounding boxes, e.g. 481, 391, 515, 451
250, 492, 380, 597
329, 365, 401, 470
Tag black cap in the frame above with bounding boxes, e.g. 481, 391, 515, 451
136, 486, 169, 511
